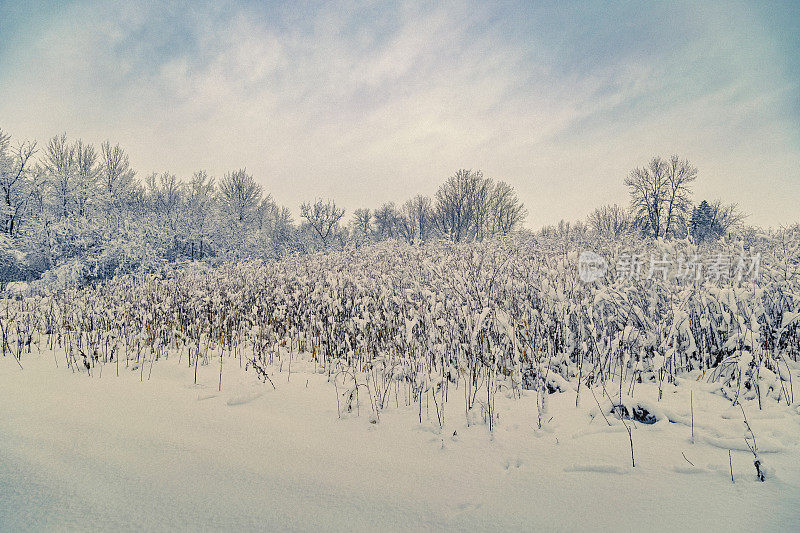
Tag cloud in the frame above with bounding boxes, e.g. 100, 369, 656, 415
1, 0, 798, 228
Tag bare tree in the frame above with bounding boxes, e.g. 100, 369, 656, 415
146, 172, 183, 230
217, 169, 263, 256
245, 195, 297, 257
411, 195, 436, 241
42, 133, 75, 219
663, 155, 697, 237
300, 198, 345, 248
769, 224, 800, 283
434, 169, 483, 242
73, 140, 99, 217
271, 206, 294, 250
625, 155, 696, 238
435, 170, 526, 241
489, 181, 526, 235
186, 170, 216, 259
0, 129, 38, 237
373, 202, 400, 240
253, 196, 279, 232
587, 204, 630, 238
397, 195, 435, 244
709, 200, 746, 235
219, 169, 262, 225
100, 141, 135, 216
472, 176, 493, 241
350, 208, 373, 244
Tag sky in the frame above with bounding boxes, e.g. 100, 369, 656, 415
1, 0, 798, 228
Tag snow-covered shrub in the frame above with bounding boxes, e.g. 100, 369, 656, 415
2, 234, 798, 425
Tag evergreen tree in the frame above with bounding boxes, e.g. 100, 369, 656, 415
691, 200, 715, 242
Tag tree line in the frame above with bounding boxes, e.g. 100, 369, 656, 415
0, 126, 757, 286
0, 128, 526, 284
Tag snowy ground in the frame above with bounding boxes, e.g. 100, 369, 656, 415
2, 352, 799, 532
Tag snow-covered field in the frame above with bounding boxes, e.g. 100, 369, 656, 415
2, 350, 799, 532
2, 239, 800, 530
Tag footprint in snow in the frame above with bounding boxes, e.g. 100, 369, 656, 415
226, 390, 263, 406
455, 502, 482, 512
564, 464, 626, 474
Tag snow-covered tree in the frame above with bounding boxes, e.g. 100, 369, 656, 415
99, 141, 135, 219
42, 133, 75, 219
397, 195, 435, 244
434, 169, 486, 242
73, 140, 100, 218
489, 181, 526, 236
691, 199, 746, 242
0, 129, 38, 238
218, 169, 263, 256
186, 170, 216, 260
625, 155, 696, 239
435, 170, 525, 242
350, 208, 373, 245
588, 204, 630, 238
373, 202, 400, 240
300, 198, 345, 249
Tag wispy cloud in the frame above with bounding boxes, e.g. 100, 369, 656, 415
1, 0, 798, 227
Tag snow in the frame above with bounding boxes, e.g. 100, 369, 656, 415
4, 281, 29, 295
2, 351, 799, 531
